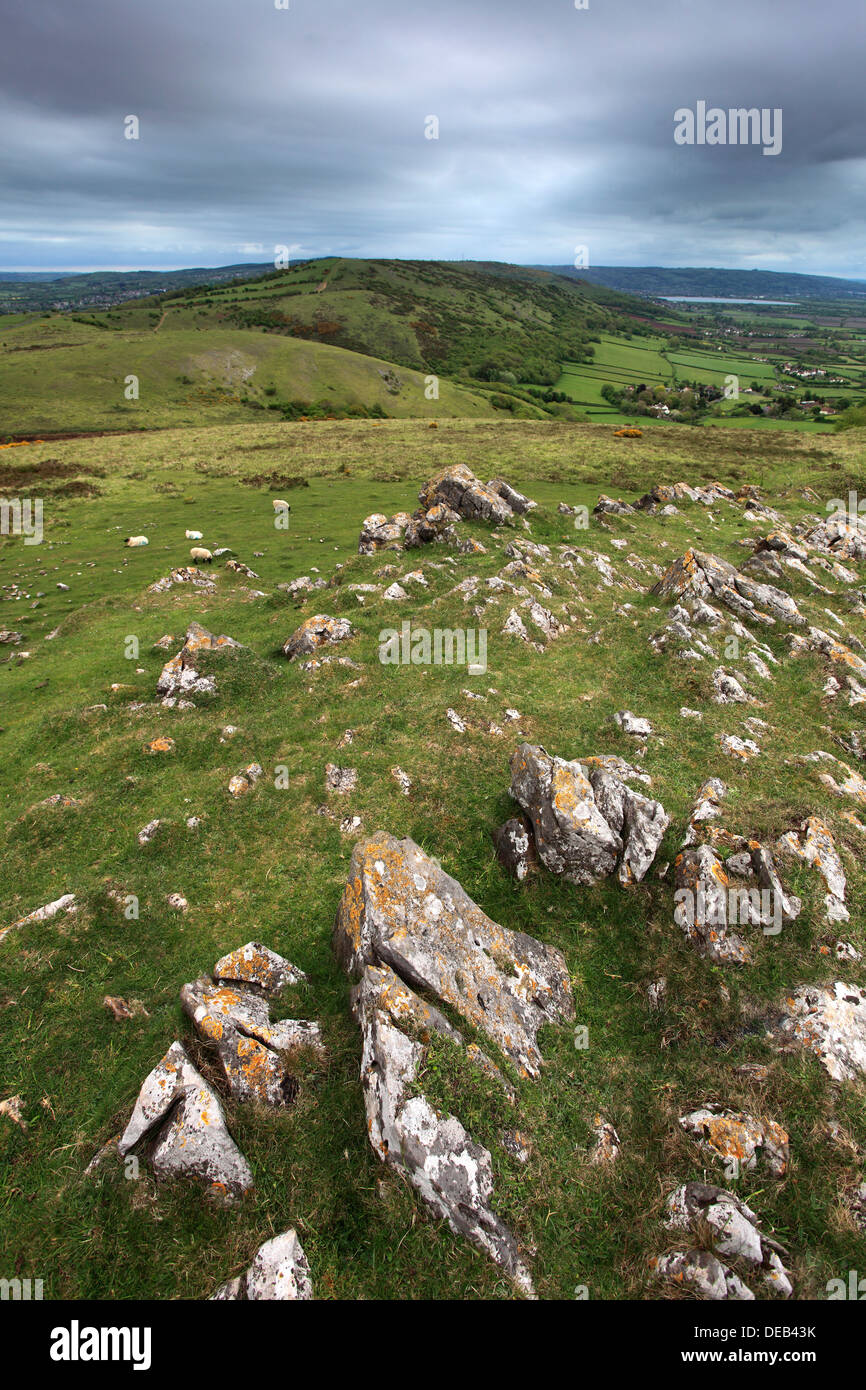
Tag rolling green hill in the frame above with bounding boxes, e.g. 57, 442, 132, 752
4, 258, 855, 437
0, 259, 661, 435
0, 319, 498, 434
99, 257, 648, 380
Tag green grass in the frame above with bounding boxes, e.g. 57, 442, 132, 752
0, 322, 495, 434
2, 417, 866, 1300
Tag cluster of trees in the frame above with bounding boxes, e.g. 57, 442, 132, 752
242, 395, 387, 421
526, 386, 573, 404
472, 357, 562, 386
600, 380, 725, 421
834, 401, 866, 431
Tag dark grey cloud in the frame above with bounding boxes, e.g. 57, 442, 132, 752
1, 0, 864, 274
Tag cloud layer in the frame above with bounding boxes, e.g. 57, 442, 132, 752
1, 0, 864, 274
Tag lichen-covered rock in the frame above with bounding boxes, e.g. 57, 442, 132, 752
358, 514, 407, 555
712, 668, 752, 704
145, 736, 176, 755
674, 845, 752, 964
651, 1248, 755, 1300
679, 1107, 789, 1178
117, 1041, 253, 1200
806, 625, 866, 679
486, 477, 535, 514
156, 621, 240, 702
211, 1230, 312, 1301
776, 817, 848, 923
683, 778, 727, 847
675, 833, 799, 961
228, 763, 263, 798
720, 733, 761, 760
325, 763, 357, 794
350, 963, 534, 1295
509, 744, 669, 887
614, 710, 653, 737
502, 608, 529, 641
418, 464, 519, 525
663, 1182, 793, 1298
148, 566, 216, 594
522, 598, 565, 643
34, 793, 82, 811
750, 841, 802, 924
0, 893, 77, 946
590, 1116, 621, 1165
594, 494, 635, 516
180, 975, 322, 1107
390, 765, 412, 796
755, 528, 810, 562
794, 750, 866, 806
636, 481, 716, 509
803, 513, 866, 560
282, 614, 354, 660
651, 548, 805, 627
580, 753, 652, 786
333, 831, 573, 1078
403, 502, 462, 549
776, 982, 866, 1081
493, 816, 537, 881
214, 942, 306, 996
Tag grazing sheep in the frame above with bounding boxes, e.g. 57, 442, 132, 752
189, 546, 213, 564
186, 529, 203, 540
124, 535, 149, 547
273, 499, 291, 512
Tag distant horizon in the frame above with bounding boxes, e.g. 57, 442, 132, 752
2, 258, 865, 283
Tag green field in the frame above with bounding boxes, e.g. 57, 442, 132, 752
555, 333, 673, 411
554, 332, 786, 419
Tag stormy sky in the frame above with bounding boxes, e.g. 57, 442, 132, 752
1, 0, 864, 275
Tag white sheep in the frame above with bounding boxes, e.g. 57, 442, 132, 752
124, 535, 149, 547
189, 546, 213, 564
185, 529, 203, 540
272, 499, 291, 512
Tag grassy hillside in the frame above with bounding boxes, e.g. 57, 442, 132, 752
6, 258, 858, 438
2, 418, 866, 1300
3, 258, 659, 435
0, 319, 498, 434
97, 257, 644, 380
